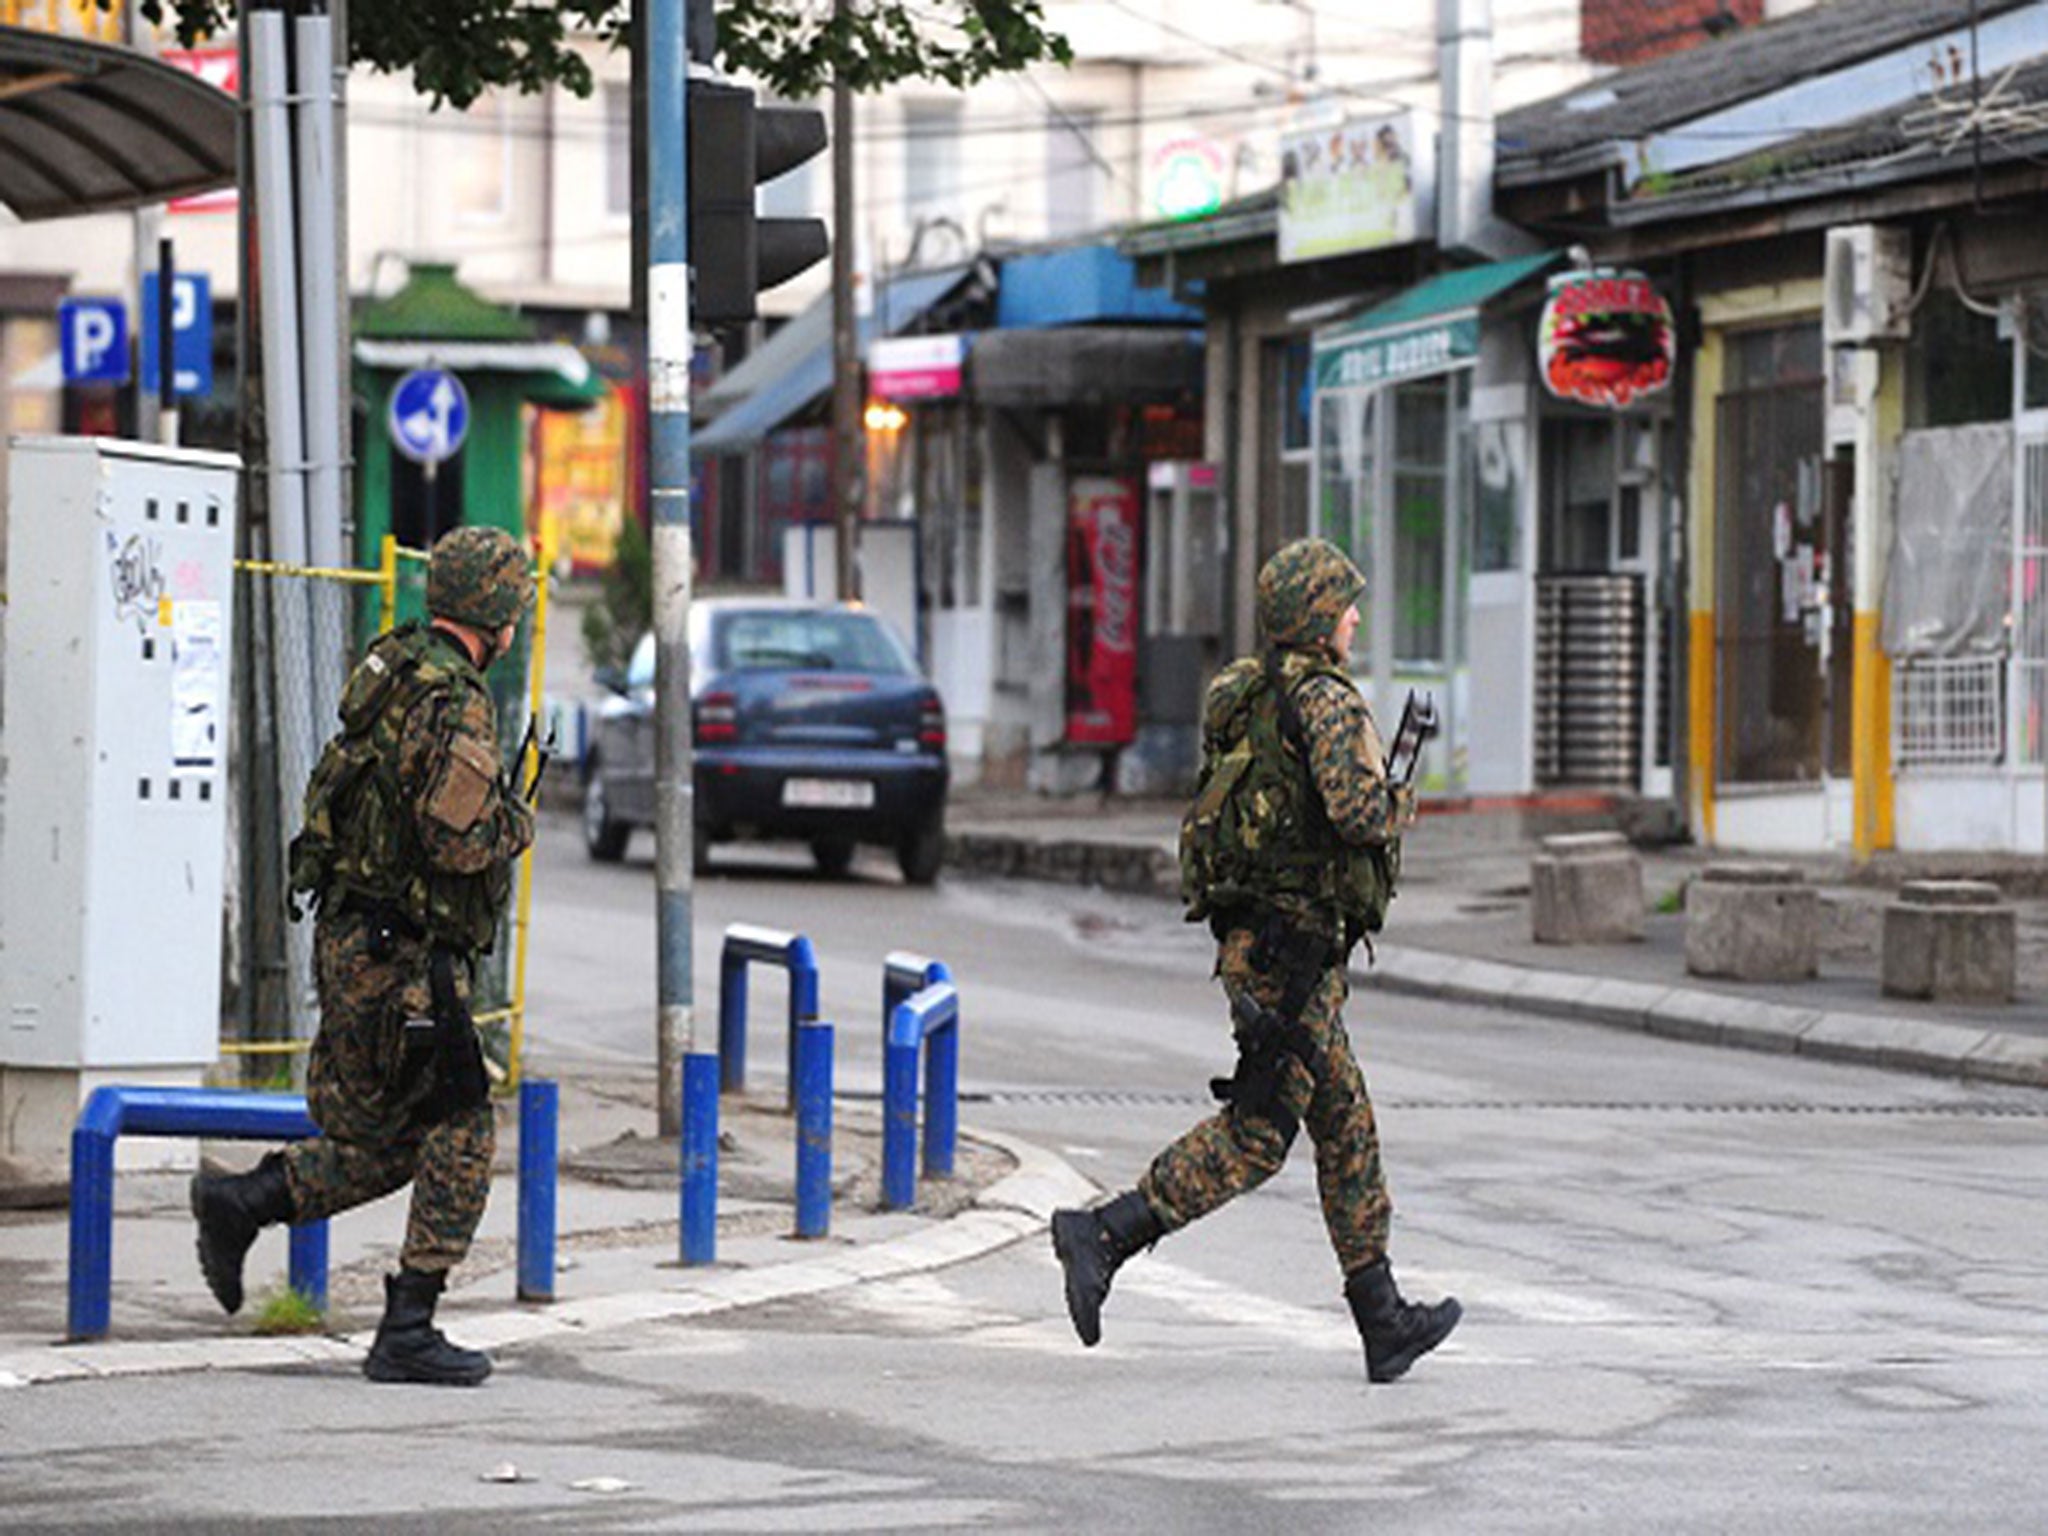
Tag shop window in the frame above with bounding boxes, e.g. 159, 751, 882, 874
1907, 286, 2009, 428
1391, 376, 1449, 665
1315, 389, 1375, 666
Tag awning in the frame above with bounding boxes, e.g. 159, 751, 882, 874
0, 26, 237, 221
970, 327, 1203, 408
1312, 251, 1560, 390
352, 339, 609, 410
694, 264, 972, 455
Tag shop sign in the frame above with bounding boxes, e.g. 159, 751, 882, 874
1065, 476, 1140, 747
1150, 137, 1226, 222
1538, 269, 1676, 408
1278, 110, 1434, 265
867, 333, 964, 400
1313, 316, 1478, 392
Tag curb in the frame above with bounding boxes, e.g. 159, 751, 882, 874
0, 1124, 1095, 1390
1360, 945, 2048, 1089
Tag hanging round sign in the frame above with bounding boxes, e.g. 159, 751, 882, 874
1538, 269, 1676, 408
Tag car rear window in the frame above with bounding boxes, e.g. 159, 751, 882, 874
715, 611, 915, 675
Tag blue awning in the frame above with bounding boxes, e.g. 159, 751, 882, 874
695, 265, 972, 455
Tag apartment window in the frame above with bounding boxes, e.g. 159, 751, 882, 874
605, 82, 631, 220
449, 95, 511, 223
1045, 108, 1101, 238
903, 99, 963, 220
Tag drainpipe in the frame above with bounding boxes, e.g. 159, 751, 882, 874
1436, 0, 1538, 260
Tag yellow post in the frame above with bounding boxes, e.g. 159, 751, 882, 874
507, 513, 557, 1089
378, 534, 400, 635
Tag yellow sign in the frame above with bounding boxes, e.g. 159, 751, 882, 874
530, 386, 628, 575
0, 0, 126, 41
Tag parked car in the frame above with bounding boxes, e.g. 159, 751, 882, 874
581, 599, 949, 883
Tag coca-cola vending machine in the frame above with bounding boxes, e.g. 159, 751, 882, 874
1064, 475, 1141, 746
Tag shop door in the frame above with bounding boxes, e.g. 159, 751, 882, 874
1715, 372, 1832, 785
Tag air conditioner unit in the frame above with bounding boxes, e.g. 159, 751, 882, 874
1823, 225, 1912, 346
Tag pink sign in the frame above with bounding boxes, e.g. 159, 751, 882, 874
868, 334, 964, 401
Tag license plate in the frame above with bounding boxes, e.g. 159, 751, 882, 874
782, 777, 875, 810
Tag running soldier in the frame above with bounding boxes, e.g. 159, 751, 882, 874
191, 525, 535, 1386
1050, 537, 1461, 1383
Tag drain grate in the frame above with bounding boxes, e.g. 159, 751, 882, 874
976, 1090, 2048, 1117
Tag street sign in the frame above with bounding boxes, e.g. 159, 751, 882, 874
388, 368, 471, 466
58, 298, 130, 386
138, 272, 213, 396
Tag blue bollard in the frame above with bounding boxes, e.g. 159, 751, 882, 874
924, 1020, 959, 1179
287, 1222, 328, 1313
66, 1120, 116, 1343
718, 926, 821, 1106
680, 1051, 721, 1264
794, 1020, 835, 1238
882, 981, 958, 1211
518, 1079, 558, 1302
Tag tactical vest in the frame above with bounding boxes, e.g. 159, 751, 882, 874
288, 622, 510, 953
1178, 649, 1398, 944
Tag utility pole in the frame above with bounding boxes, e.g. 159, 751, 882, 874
648, 0, 695, 1138
830, 0, 861, 601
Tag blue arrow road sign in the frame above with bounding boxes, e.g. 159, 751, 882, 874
59, 298, 130, 385
388, 368, 471, 466
139, 272, 213, 397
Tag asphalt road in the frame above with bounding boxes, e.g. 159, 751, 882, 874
7, 821, 2048, 1532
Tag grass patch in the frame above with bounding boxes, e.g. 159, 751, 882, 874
249, 1285, 325, 1335
1654, 885, 1686, 915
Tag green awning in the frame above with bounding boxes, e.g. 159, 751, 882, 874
1312, 251, 1560, 391
1320, 251, 1561, 342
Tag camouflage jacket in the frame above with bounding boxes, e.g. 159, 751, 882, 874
1180, 644, 1401, 945
290, 622, 534, 953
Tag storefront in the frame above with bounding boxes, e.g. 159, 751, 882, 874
1310, 253, 1557, 795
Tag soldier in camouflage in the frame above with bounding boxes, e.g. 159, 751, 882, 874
1051, 537, 1462, 1384
190, 525, 536, 1387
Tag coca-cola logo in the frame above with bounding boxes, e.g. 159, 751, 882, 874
1093, 506, 1136, 656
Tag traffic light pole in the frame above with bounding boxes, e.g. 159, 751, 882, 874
648, 0, 695, 1139
830, 0, 862, 602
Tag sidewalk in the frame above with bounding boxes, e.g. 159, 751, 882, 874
0, 1064, 1093, 1390
944, 787, 2048, 1088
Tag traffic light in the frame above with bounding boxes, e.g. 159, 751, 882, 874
689, 80, 830, 325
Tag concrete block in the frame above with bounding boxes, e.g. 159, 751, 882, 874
1881, 880, 2015, 1004
1531, 831, 1644, 945
1684, 864, 1818, 982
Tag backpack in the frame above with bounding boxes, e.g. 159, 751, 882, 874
1178, 650, 1397, 941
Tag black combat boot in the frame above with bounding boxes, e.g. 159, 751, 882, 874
1050, 1190, 1162, 1347
363, 1269, 493, 1386
1344, 1258, 1462, 1383
190, 1151, 295, 1315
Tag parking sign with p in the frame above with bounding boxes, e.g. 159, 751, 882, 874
59, 298, 130, 386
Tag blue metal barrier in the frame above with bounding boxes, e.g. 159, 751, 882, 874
882, 977, 960, 1211
679, 1049, 721, 1264
719, 925, 821, 1103
517, 1079, 558, 1302
68, 1087, 327, 1343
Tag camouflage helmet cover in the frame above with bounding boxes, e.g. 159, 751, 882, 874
1257, 537, 1365, 650
427, 525, 534, 630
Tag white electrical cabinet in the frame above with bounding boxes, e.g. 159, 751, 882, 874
2, 437, 240, 1072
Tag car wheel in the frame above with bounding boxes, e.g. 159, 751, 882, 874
896, 815, 944, 886
811, 836, 856, 879
582, 767, 630, 863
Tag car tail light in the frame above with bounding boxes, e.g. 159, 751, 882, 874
694, 691, 737, 744
917, 691, 946, 750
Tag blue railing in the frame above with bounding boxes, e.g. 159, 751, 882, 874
882, 958, 959, 1211
68, 1087, 328, 1343
682, 925, 836, 1264
718, 924, 821, 1103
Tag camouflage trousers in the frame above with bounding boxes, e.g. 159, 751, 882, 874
281, 910, 493, 1276
1137, 926, 1392, 1276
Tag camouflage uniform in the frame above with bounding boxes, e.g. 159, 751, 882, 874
285, 528, 534, 1275
1054, 537, 1459, 1379
1138, 541, 1401, 1275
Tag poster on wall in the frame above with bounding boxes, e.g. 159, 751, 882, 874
1065, 476, 1140, 746
1537, 269, 1676, 408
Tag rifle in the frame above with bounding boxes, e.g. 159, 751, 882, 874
1384, 689, 1439, 789
510, 713, 560, 805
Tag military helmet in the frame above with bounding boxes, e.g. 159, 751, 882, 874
1257, 537, 1365, 649
427, 525, 534, 631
